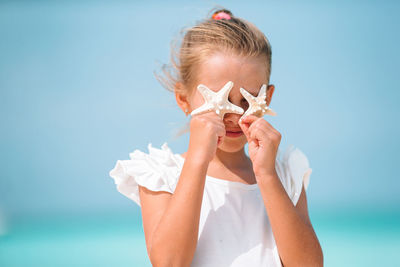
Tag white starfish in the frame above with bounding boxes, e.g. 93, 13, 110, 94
239, 84, 277, 122
190, 81, 244, 119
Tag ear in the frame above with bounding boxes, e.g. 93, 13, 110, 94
266, 84, 275, 106
174, 82, 191, 115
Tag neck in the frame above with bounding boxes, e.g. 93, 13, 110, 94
213, 147, 250, 169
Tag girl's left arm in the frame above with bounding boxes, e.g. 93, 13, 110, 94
239, 115, 323, 267
257, 171, 323, 267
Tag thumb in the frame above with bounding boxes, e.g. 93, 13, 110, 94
239, 116, 251, 140
240, 114, 259, 125
239, 115, 260, 141
239, 120, 249, 140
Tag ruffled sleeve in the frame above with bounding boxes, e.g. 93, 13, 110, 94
109, 142, 182, 207
275, 144, 313, 206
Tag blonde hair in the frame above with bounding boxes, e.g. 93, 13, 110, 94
154, 7, 272, 139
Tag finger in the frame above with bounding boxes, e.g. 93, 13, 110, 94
217, 123, 226, 136
249, 118, 281, 139
239, 118, 251, 140
240, 114, 260, 125
217, 125, 226, 137
217, 127, 225, 145
192, 109, 214, 118
248, 117, 264, 136
254, 118, 276, 133
250, 127, 267, 143
239, 115, 260, 137
249, 138, 259, 148
211, 113, 226, 128
218, 135, 225, 146
211, 111, 224, 119
201, 110, 219, 120
217, 136, 223, 146
217, 129, 226, 145
251, 128, 269, 146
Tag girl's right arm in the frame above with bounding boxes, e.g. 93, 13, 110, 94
139, 112, 225, 267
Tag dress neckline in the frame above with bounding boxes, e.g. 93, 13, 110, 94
176, 154, 259, 191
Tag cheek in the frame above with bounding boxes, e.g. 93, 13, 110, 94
190, 91, 205, 108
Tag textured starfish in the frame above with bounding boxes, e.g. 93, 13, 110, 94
239, 84, 277, 122
190, 81, 244, 119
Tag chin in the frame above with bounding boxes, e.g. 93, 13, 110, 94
218, 136, 247, 152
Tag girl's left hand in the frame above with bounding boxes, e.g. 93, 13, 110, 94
239, 115, 282, 177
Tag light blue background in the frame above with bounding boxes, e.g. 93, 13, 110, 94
1, 1, 399, 266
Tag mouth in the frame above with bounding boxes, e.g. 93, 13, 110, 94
226, 130, 244, 138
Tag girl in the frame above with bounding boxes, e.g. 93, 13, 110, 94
109, 7, 323, 267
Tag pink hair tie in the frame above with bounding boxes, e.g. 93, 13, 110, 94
212, 11, 231, 20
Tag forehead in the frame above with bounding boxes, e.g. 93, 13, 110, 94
195, 52, 268, 95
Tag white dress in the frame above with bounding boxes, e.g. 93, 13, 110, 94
109, 142, 312, 267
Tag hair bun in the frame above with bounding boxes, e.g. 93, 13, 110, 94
211, 9, 233, 20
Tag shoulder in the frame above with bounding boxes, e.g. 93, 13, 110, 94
275, 144, 313, 206
109, 142, 183, 207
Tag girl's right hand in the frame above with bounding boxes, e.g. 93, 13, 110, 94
187, 111, 226, 163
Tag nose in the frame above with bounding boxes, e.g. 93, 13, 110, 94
223, 112, 242, 125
